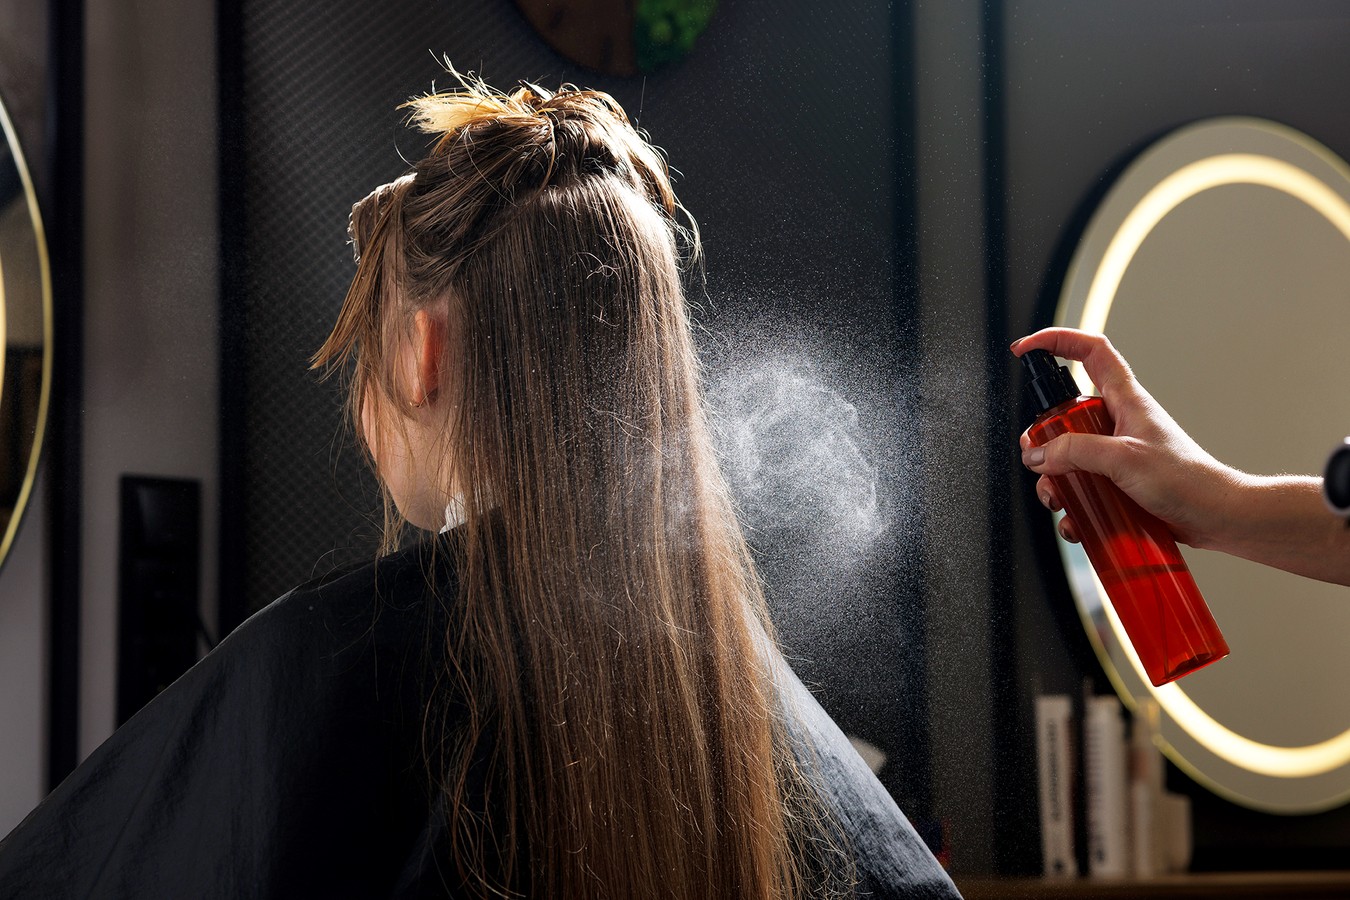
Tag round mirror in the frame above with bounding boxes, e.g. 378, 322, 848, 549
0, 92, 51, 575
1056, 117, 1350, 813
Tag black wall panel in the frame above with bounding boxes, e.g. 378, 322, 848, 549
117, 476, 201, 725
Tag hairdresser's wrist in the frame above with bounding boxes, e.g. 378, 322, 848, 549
1158, 457, 1247, 553
1209, 474, 1349, 584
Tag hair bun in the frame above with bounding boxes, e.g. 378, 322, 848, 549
403, 64, 678, 218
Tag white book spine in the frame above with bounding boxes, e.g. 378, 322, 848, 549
1130, 781, 1156, 878
1034, 695, 1077, 878
1084, 696, 1129, 878
1160, 792, 1193, 874
1130, 701, 1165, 878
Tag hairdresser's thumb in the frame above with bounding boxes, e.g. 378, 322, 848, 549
1022, 431, 1128, 484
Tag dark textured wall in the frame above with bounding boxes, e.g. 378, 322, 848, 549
229, 0, 930, 820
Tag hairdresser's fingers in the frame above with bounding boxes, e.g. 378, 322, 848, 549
1010, 327, 1117, 368
1010, 328, 1140, 408
1026, 428, 1239, 548
1036, 475, 1063, 512
1029, 474, 1074, 537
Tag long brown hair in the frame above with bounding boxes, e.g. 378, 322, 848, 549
314, 70, 848, 899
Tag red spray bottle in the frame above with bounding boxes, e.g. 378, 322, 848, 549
1020, 349, 1229, 686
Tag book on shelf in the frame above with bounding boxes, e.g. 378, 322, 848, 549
1035, 694, 1078, 878
1034, 692, 1192, 879
1084, 695, 1129, 877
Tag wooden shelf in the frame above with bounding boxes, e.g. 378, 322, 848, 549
953, 871, 1350, 899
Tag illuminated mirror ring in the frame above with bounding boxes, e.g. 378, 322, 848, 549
1056, 117, 1350, 813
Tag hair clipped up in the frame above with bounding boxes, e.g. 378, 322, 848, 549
315, 65, 699, 400
401, 65, 687, 241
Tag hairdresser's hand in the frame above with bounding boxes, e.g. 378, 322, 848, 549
1010, 328, 1243, 550
1012, 328, 1350, 586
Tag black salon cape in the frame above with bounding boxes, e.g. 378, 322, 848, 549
0, 538, 960, 899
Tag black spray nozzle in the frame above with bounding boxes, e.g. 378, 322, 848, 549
1020, 349, 1083, 414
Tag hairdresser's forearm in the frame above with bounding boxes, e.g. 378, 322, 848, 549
1210, 475, 1350, 587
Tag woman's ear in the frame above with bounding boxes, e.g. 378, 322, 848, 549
408, 308, 446, 407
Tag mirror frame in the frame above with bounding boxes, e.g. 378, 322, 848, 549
0, 90, 52, 576
1055, 116, 1350, 814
